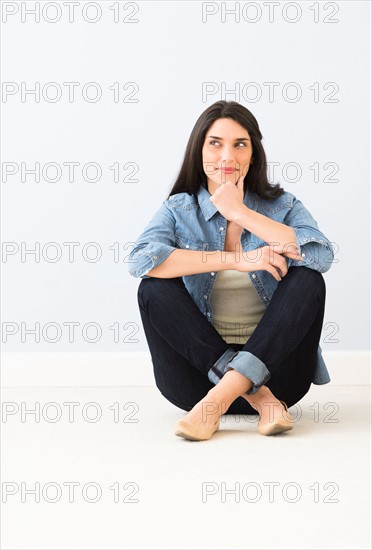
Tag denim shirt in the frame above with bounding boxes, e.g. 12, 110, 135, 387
128, 184, 334, 387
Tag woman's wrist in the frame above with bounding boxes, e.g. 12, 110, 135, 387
220, 251, 238, 270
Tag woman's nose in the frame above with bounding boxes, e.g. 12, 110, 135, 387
220, 147, 239, 164
221, 150, 239, 168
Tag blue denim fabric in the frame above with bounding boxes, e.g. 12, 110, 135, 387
128, 184, 334, 386
208, 349, 271, 395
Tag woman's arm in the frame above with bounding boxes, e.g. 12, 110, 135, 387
232, 199, 334, 274
209, 176, 300, 257
127, 201, 177, 278
208, 178, 334, 273
147, 247, 289, 282
128, 201, 238, 279
146, 249, 237, 278
232, 206, 299, 256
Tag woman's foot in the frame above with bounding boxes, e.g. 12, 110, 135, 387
175, 369, 254, 441
174, 391, 224, 441
242, 386, 293, 436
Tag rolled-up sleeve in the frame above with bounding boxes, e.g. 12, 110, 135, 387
284, 198, 335, 273
127, 200, 177, 278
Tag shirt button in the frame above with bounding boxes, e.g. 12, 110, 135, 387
204, 295, 208, 299
252, 274, 256, 279
207, 312, 210, 316
152, 255, 157, 260
302, 253, 306, 257
185, 245, 189, 249
211, 272, 215, 276
219, 227, 224, 231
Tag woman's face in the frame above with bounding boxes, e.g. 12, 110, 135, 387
201, 117, 253, 195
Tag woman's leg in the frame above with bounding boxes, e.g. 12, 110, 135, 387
137, 266, 326, 419
137, 276, 237, 410
138, 303, 215, 411
220, 266, 326, 420
224, 266, 326, 394
176, 266, 326, 436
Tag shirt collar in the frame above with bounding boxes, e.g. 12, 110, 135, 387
196, 184, 257, 222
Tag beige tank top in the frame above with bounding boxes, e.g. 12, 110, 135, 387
210, 270, 266, 344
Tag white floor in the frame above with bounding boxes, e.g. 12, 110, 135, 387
1, 384, 371, 550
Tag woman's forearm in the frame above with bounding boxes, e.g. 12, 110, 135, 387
146, 249, 237, 278
233, 205, 298, 254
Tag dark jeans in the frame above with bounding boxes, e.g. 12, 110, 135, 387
137, 266, 326, 415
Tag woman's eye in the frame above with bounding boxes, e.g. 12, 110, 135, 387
208, 140, 247, 147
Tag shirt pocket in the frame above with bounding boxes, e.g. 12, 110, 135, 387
257, 197, 293, 224
175, 231, 209, 251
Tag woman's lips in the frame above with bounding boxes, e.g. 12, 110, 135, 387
220, 168, 238, 173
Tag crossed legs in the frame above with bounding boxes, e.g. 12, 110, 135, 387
137, 267, 326, 437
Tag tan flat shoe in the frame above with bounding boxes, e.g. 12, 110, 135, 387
258, 400, 293, 436
174, 417, 220, 441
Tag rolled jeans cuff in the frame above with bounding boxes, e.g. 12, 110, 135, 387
208, 349, 271, 395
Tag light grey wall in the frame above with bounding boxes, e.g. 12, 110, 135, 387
2, 1, 370, 352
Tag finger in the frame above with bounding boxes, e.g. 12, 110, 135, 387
236, 174, 244, 188
266, 264, 282, 282
273, 267, 282, 282
271, 253, 288, 277
277, 258, 288, 277
279, 248, 300, 258
282, 250, 304, 261
271, 246, 298, 258
284, 244, 302, 258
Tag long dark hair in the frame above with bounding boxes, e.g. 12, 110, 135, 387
167, 100, 284, 200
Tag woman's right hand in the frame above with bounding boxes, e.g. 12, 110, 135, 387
234, 245, 301, 282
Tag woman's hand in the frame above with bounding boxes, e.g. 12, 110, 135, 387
272, 242, 304, 261
209, 175, 245, 221
233, 245, 301, 282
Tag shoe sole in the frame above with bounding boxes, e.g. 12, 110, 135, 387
258, 399, 293, 436
174, 420, 220, 441
174, 429, 209, 441
258, 421, 293, 436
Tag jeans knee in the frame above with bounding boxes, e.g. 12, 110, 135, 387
307, 268, 326, 302
315, 271, 326, 301
137, 277, 166, 309
137, 276, 184, 309
289, 266, 326, 302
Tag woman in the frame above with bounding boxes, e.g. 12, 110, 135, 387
128, 100, 334, 441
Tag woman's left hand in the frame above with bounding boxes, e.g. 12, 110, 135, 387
209, 174, 246, 221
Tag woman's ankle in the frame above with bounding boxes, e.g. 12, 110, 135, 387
243, 386, 278, 413
205, 388, 230, 416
